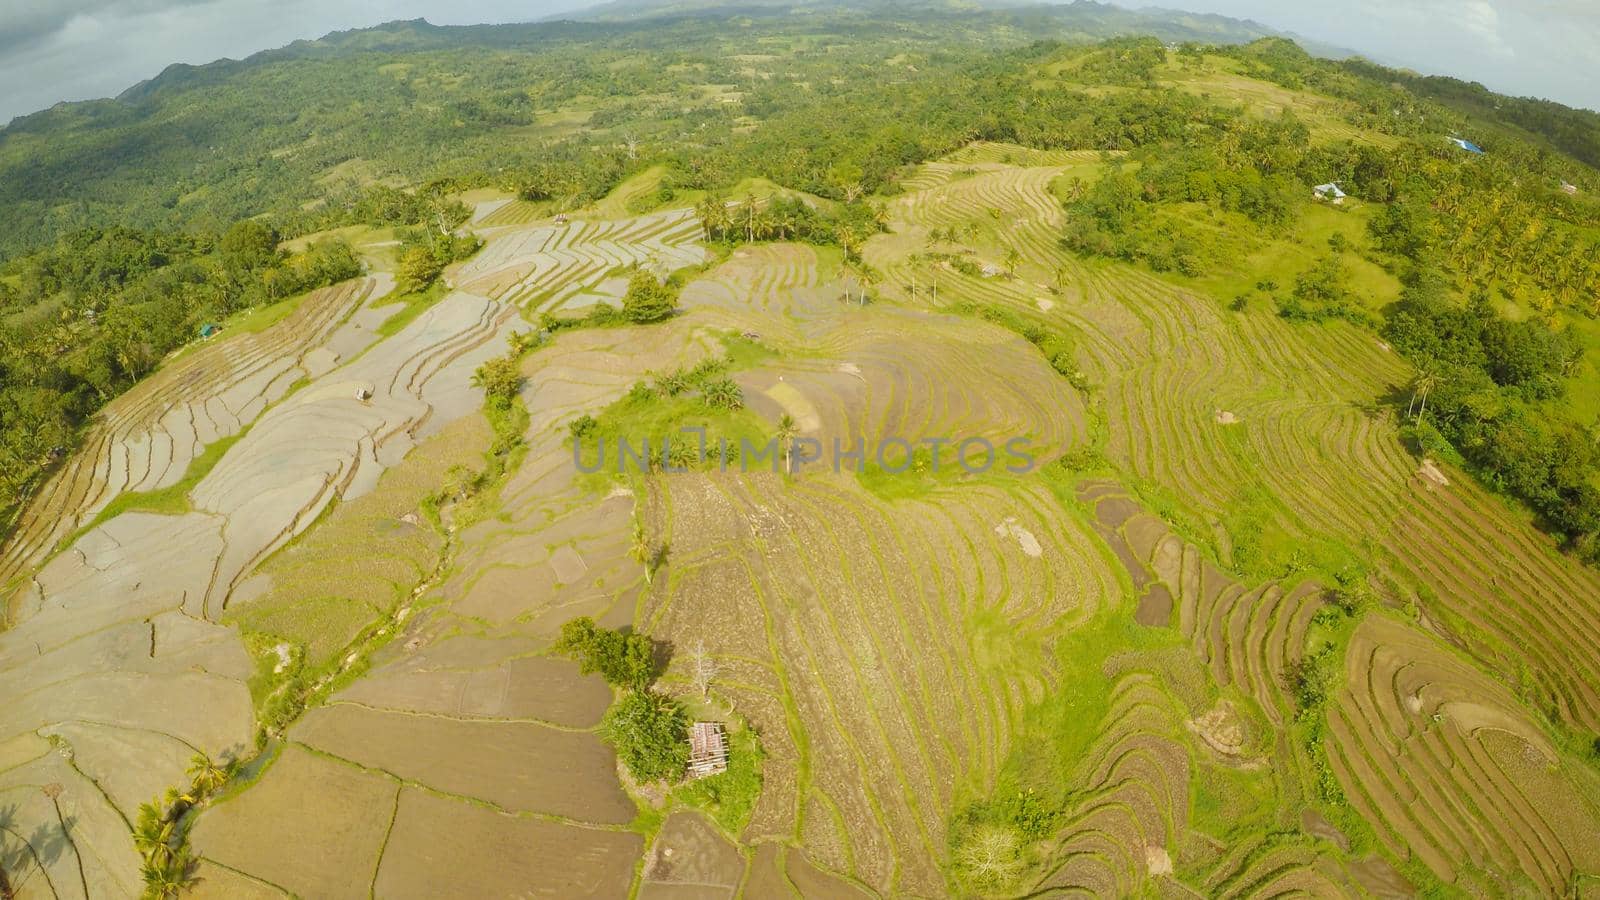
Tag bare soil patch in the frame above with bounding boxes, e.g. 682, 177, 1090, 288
374, 787, 642, 898
191, 744, 397, 899
291, 703, 634, 823
1135, 583, 1173, 626
641, 811, 743, 890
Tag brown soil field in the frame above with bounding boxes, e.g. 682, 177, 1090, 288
373, 788, 642, 898
190, 744, 399, 898
291, 703, 635, 823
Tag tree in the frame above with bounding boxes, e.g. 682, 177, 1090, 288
471, 355, 523, 406
133, 801, 175, 865
396, 244, 443, 294
776, 413, 798, 473
219, 220, 280, 270
956, 826, 1024, 887
556, 617, 655, 688
1409, 366, 1440, 424
1003, 247, 1021, 277
687, 639, 717, 699
141, 850, 193, 900
700, 377, 743, 410
631, 520, 656, 585
622, 270, 676, 324
186, 753, 230, 795
603, 690, 689, 783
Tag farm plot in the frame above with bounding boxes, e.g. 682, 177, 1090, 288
675, 243, 1088, 462
1324, 613, 1600, 895
455, 209, 705, 315
869, 149, 1600, 894
1079, 480, 1325, 728
0, 274, 516, 894
0, 276, 386, 597
885, 151, 1600, 739
1061, 252, 1600, 734
190, 619, 641, 895
641, 471, 1122, 895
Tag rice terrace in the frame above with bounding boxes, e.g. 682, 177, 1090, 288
2, 2, 1600, 898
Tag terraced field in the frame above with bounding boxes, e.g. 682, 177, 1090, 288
876, 147, 1600, 741
1326, 614, 1600, 895
643, 472, 1121, 895
0, 277, 389, 599
0, 268, 521, 894
457, 208, 704, 314
4, 146, 1599, 899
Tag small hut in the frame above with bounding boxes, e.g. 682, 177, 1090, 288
1560, 181, 1579, 197
686, 722, 729, 779
1312, 183, 1346, 204
199, 322, 222, 338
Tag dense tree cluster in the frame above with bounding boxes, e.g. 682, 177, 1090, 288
620, 270, 678, 325
1385, 274, 1596, 558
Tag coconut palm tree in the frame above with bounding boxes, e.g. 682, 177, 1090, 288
133, 801, 175, 866
186, 753, 229, 795
776, 413, 798, 473
141, 850, 193, 900
742, 193, 760, 243
631, 520, 653, 585
1003, 247, 1021, 277
1409, 366, 1440, 425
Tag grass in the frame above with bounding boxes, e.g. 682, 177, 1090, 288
374, 279, 447, 337
854, 447, 969, 500
60, 429, 247, 548
224, 295, 305, 335
1156, 201, 1402, 316
574, 356, 773, 491
671, 724, 764, 836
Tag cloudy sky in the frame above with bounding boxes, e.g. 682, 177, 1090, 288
1, 0, 1597, 125
1141, 0, 1600, 110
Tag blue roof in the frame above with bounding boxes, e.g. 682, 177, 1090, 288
1449, 137, 1485, 154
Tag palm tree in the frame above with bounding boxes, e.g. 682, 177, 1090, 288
1409, 366, 1440, 425
1003, 247, 1021, 277
776, 414, 798, 473
186, 753, 229, 795
835, 225, 860, 262
133, 801, 174, 865
742, 193, 759, 243
141, 850, 193, 900
631, 520, 653, 585
694, 197, 720, 242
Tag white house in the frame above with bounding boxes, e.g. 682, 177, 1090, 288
1313, 183, 1346, 204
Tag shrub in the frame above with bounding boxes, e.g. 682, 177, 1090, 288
555, 617, 655, 688
604, 690, 689, 783
700, 376, 744, 410
471, 356, 523, 406
622, 270, 677, 324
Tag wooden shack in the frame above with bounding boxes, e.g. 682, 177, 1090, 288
687, 721, 729, 779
